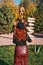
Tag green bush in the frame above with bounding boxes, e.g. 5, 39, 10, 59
34, 3, 43, 33
0, 5, 14, 34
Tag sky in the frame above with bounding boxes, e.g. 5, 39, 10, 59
0, 0, 21, 5
14, 0, 21, 5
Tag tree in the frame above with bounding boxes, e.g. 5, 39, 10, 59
0, 5, 14, 33
3, 0, 19, 21
34, 3, 43, 33
19, 0, 29, 9
27, 2, 37, 17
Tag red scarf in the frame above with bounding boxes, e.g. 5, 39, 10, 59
16, 28, 27, 41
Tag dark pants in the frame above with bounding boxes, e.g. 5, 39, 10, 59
14, 45, 28, 65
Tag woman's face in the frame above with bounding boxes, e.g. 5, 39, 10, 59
19, 7, 25, 19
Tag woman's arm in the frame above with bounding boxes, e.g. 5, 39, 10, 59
13, 21, 17, 44
26, 34, 32, 42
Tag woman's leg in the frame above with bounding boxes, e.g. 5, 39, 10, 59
14, 46, 28, 65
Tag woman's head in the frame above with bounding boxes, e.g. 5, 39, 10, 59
19, 5, 25, 20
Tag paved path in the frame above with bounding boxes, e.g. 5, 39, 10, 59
0, 33, 43, 46
0, 33, 13, 46
27, 33, 43, 45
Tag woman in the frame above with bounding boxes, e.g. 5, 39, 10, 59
13, 5, 32, 65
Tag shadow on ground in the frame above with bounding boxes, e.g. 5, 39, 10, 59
0, 60, 9, 65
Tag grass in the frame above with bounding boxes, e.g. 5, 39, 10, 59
0, 45, 43, 65
0, 45, 15, 65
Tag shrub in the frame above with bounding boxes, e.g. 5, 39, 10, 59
0, 5, 14, 34
34, 3, 43, 33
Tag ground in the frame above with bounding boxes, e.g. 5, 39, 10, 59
0, 33, 43, 46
